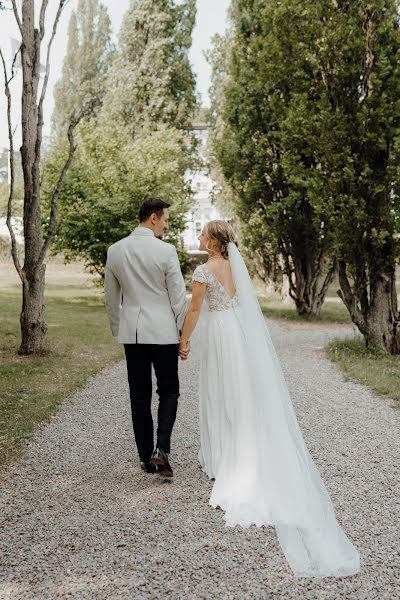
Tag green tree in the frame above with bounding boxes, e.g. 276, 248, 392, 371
103, 0, 197, 135
52, 0, 114, 138
206, 35, 242, 245
214, 0, 400, 351
304, 0, 400, 352
44, 0, 198, 277
210, 2, 336, 317
44, 124, 191, 277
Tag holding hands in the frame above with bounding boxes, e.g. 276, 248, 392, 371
179, 276, 206, 362
179, 339, 190, 361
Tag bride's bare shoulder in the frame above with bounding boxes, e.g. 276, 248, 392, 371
205, 258, 232, 276
204, 258, 229, 270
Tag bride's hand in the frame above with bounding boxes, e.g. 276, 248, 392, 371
179, 340, 190, 360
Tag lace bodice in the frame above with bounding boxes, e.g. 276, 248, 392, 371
192, 264, 239, 312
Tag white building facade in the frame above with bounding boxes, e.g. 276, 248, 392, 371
183, 123, 223, 252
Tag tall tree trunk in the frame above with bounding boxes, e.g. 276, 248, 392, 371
366, 272, 400, 353
284, 251, 336, 317
337, 259, 400, 354
19, 0, 47, 354
20, 265, 48, 354
2, 1, 83, 355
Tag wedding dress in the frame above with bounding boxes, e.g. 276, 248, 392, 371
191, 243, 360, 578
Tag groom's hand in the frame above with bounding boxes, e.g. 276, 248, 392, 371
179, 340, 190, 360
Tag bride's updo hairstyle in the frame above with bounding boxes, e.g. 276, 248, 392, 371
204, 220, 236, 259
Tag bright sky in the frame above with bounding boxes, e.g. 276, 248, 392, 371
0, 0, 230, 150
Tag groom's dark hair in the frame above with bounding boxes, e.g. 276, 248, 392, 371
139, 198, 171, 223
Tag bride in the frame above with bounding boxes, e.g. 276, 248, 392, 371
179, 220, 360, 578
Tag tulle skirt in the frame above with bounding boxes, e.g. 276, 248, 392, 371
198, 305, 360, 578
199, 306, 275, 526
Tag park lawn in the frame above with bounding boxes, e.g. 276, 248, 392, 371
258, 274, 352, 324
258, 295, 351, 324
258, 269, 400, 326
326, 337, 400, 408
0, 271, 123, 468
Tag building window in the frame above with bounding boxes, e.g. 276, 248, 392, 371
195, 221, 202, 236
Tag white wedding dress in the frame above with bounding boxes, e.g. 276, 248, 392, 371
192, 243, 360, 578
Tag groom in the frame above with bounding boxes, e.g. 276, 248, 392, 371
104, 199, 188, 477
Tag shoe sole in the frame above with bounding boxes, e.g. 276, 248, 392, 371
140, 464, 156, 474
151, 457, 173, 477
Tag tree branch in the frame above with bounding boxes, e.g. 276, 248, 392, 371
337, 259, 367, 334
38, 0, 68, 128
282, 251, 298, 297
35, 117, 79, 271
33, 0, 69, 203
35, 97, 97, 272
0, 46, 24, 282
88, 261, 105, 279
39, 0, 49, 40
11, 0, 23, 37
309, 247, 325, 297
317, 256, 336, 303
362, 8, 379, 98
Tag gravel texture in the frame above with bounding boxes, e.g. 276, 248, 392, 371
0, 320, 399, 600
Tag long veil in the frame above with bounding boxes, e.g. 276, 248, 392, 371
228, 242, 360, 578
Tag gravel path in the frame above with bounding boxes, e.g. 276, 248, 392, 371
1, 321, 399, 600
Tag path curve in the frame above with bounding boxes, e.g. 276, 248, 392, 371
1, 321, 399, 599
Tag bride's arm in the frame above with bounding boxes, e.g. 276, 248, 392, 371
179, 281, 206, 358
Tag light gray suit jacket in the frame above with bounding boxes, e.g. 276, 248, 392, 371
104, 227, 187, 344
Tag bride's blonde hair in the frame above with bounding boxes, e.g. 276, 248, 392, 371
204, 220, 236, 258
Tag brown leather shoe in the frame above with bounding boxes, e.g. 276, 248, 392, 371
150, 448, 173, 477
140, 461, 157, 474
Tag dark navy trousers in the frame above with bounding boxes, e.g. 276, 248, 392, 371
124, 343, 179, 462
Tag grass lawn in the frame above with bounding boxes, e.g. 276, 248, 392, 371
0, 262, 123, 468
257, 275, 352, 325
258, 295, 352, 325
326, 337, 400, 409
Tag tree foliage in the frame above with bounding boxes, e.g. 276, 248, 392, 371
206, 35, 238, 219
307, 0, 400, 351
52, 0, 115, 137
44, 124, 191, 277
102, 0, 197, 135
46, 0, 197, 278
210, 1, 337, 315
211, 0, 400, 351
